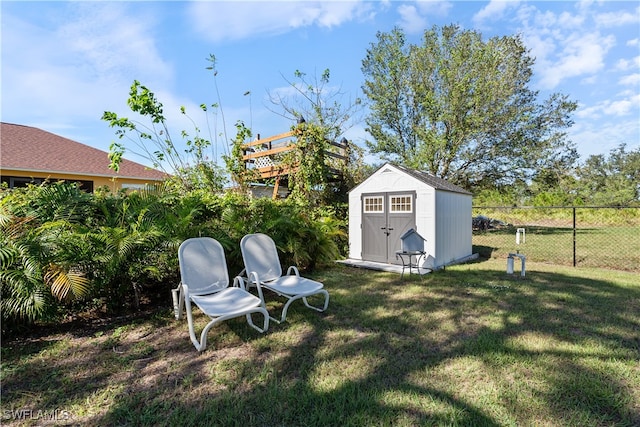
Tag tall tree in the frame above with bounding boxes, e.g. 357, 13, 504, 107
361, 25, 578, 190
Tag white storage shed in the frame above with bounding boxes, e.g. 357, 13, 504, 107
348, 163, 474, 270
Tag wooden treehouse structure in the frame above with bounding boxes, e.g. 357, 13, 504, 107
241, 129, 350, 199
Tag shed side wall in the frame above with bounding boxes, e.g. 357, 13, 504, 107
434, 191, 473, 267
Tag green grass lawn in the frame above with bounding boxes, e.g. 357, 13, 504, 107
473, 225, 640, 271
2, 260, 639, 426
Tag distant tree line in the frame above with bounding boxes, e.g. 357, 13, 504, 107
522, 143, 640, 207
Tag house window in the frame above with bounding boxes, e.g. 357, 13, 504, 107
363, 196, 384, 213
9, 176, 44, 188
390, 195, 412, 213
0, 175, 93, 192
121, 183, 147, 190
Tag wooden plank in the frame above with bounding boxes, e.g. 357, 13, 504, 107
329, 140, 348, 149
244, 146, 346, 162
255, 164, 298, 179
272, 176, 280, 200
324, 150, 347, 161
241, 131, 296, 148
239, 130, 350, 183
255, 166, 287, 179
242, 144, 296, 160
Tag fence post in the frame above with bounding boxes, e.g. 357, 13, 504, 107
573, 206, 576, 267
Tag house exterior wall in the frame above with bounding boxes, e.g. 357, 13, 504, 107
0, 168, 163, 192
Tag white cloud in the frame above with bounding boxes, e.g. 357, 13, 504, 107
413, 0, 453, 18
59, 4, 162, 77
594, 7, 640, 28
397, 4, 428, 34
537, 32, 614, 89
472, 0, 521, 27
580, 75, 597, 85
187, 1, 371, 42
2, 3, 172, 134
521, 32, 556, 61
614, 57, 638, 72
576, 93, 640, 119
570, 116, 640, 158
396, 1, 452, 34
619, 73, 640, 86
557, 10, 585, 28
575, 104, 602, 120
514, 2, 621, 90
602, 96, 638, 116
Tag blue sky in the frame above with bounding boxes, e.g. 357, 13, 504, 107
2, 1, 639, 169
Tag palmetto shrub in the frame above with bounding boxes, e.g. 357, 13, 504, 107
1, 183, 93, 333
215, 196, 343, 273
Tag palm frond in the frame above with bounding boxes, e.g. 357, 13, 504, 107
1, 289, 48, 322
44, 263, 91, 302
0, 268, 49, 322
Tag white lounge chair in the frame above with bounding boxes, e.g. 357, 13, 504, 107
240, 233, 329, 323
173, 237, 269, 351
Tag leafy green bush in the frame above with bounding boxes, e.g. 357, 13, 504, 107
1, 183, 95, 333
1, 182, 345, 335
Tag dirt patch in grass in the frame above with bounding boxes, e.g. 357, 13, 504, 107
1, 304, 261, 426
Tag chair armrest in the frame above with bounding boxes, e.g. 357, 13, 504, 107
233, 276, 247, 290
286, 266, 301, 276
247, 271, 267, 304
181, 282, 191, 299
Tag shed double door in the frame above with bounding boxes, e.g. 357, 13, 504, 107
361, 192, 416, 264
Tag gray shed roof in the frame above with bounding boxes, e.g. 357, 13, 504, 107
381, 163, 472, 195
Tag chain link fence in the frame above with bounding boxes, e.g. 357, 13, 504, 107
472, 206, 640, 272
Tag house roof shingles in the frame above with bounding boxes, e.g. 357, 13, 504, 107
0, 122, 166, 180
391, 163, 472, 195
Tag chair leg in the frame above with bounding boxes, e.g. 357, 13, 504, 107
172, 285, 185, 320
276, 290, 330, 323
187, 308, 269, 352
302, 290, 330, 312
278, 297, 297, 323
246, 308, 270, 333
196, 320, 220, 352
184, 299, 208, 352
